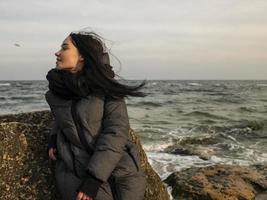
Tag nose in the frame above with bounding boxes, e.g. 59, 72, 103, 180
55, 50, 60, 57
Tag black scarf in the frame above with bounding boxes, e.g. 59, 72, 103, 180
46, 65, 115, 100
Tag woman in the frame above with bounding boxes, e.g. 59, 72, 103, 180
45, 31, 147, 200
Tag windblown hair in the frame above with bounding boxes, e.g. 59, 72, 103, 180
69, 31, 146, 99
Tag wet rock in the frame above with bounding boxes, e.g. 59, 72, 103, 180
164, 164, 267, 200
164, 144, 214, 160
0, 110, 170, 200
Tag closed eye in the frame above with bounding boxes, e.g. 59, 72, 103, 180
61, 43, 69, 50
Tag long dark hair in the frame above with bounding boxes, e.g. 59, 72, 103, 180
69, 31, 146, 99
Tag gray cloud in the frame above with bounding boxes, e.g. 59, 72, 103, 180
0, 0, 266, 80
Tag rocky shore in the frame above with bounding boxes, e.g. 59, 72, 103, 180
165, 164, 267, 200
0, 110, 169, 200
1, 110, 267, 200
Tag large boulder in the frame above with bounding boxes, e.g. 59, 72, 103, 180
164, 164, 267, 200
129, 128, 170, 200
0, 110, 170, 200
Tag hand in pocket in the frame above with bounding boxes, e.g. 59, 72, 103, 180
48, 147, 57, 160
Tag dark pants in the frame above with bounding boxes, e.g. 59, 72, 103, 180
55, 160, 146, 200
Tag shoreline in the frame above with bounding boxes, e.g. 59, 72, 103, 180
1, 110, 267, 199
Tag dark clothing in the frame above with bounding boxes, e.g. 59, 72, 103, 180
45, 90, 146, 200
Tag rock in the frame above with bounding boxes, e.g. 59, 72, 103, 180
129, 128, 170, 200
0, 111, 58, 200
0, 110, 170, 200
256, 192, 267, 200
164, 164, 267, 200
164, 144, 214, 160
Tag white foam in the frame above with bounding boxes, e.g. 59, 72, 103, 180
209, 155, 252, 166
143, 143, 172, 152
219, 132, 239, 142
138, 127, 165, 134
256, 83, 267, 87
188, 82, 202, 86
167, 126, 199, 137
0, 83, 11, 86
167, 186, 174, 200
146, 82, 158, 87
238, 148, 267, 163
145, 150, 267, 184
146, 152, 212, 180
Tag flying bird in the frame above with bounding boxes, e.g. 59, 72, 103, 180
14, 43, 21, 47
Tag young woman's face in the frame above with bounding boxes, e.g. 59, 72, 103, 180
55, 36, 84, 72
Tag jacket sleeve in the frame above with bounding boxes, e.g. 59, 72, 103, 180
45, 90, 59, 151
47, 116, 58, 152
86, 97, 130, 182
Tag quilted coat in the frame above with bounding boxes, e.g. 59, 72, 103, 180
45, 90, 146, 200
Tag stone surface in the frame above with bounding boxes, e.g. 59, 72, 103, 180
0, 110, 170, 200
129, 128, 170, 200
164, 144, 214, 160
164, 164, 267, 200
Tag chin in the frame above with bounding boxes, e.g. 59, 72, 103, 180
56, 65, 63, 70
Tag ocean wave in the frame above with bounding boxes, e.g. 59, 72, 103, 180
209, 155, 253, 165
180, 89, 215, 93
188, 82, 202, 86
163, 90, 180, 95
214, 83, 222, 87
137, 126, 166, 135
205, 92, 231, 96
144, 142, 173, 152
256, 84, 267, 87
164, 144, 215, 160
173, 135, 217, 146
9, 95, 41, 100
233, 120, 266, 131
184, 111, 229, 120
146, 82, 158, 87
167, 82, 182, 86
200, 120, 266, 138
214, 142, 244, 152
162, 121, 266, 152
213, 143, 267, 163
197, 119, 217, 124
213, 96, 244, 104
147, 152, 212, 179
131, 101, 163, 107
238, 107, 256, 112
0, 83, 11, 86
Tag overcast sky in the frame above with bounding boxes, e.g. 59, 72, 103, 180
0, 0, 266, 80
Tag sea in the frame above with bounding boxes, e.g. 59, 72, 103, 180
1, 80, 267, 182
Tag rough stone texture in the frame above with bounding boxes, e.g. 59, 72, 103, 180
129, 128, 170, 200
164, 144, 214, 160
0, 110, 170, 200
0, 111, 58, 200
164, 164, 267, 200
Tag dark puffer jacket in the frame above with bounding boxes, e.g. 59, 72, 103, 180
45, 90, 146, 200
